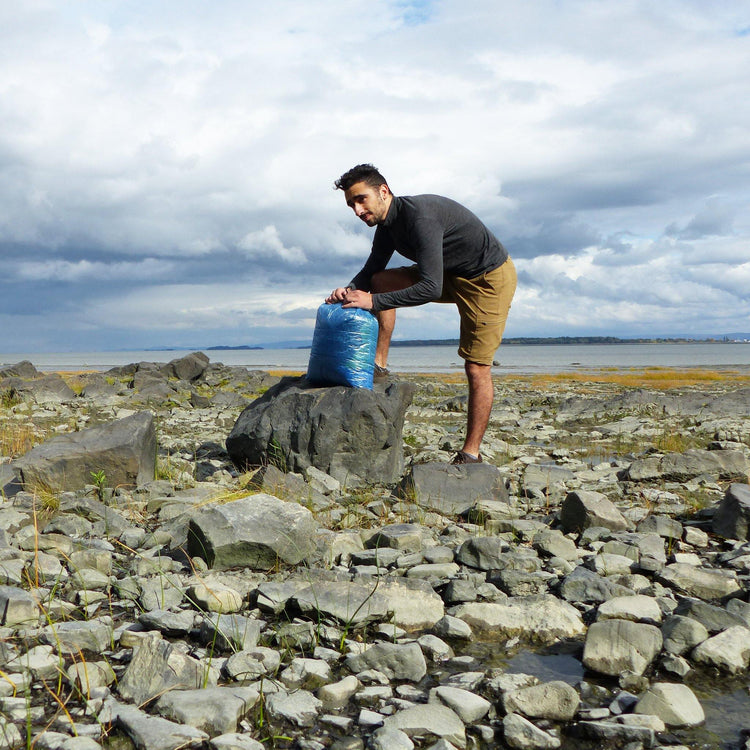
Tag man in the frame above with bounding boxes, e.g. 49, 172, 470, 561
326, 163, 516, 465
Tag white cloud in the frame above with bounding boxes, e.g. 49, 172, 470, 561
0, 0, 749, 350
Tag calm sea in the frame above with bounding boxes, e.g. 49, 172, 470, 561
3, 342, 750, 375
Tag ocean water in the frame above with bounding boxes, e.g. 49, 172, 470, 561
3, 342, 750, 374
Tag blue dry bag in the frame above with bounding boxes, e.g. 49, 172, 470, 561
307, 303, 378, 388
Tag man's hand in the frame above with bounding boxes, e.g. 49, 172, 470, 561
341, 289, 373, 310
325, 287, 350, 304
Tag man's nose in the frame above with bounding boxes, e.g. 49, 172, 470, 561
354, 204, 365, 216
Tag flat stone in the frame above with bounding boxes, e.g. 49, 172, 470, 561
560, 490, 629, 533
597, 595, 662, 625
452, 595, 585, 645
0, 585, 38, 626
187, 582, 244, 613
429, 686, 491, 723
138, 609, 196, 636
318, 675, 360, 710
292, 580, 392, 626
41, 619, 113, 654
199, 614, 262, 652
377, 577, 445, 631
265, 688, 322, 727
154, 686, 260, 736
346, 642, 427, 682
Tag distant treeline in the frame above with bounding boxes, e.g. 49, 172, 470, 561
391, 336, 734, 347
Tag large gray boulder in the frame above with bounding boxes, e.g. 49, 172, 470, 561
161, 351, 210, 382
226, 376, 415, 485
712, 483, 750, 541
399, 462, 509, 516
13, 411, 156, 492
187, 494, 318, 569
582, 619, 662, 676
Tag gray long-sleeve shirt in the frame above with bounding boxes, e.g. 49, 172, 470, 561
349, 194, 508, 312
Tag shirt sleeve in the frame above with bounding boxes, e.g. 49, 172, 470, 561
349, 226, 394, 292
371, 217, 443, 311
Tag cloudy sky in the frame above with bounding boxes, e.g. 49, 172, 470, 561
1, 0, 748, 352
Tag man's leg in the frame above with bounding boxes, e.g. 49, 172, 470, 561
463, 361, 494, 457
370, 267, 418, 368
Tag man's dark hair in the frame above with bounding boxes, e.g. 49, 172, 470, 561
334, 163, 390, 192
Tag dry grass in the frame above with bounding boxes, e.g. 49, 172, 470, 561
518, 367, 750, 390
0, 422, 39, 458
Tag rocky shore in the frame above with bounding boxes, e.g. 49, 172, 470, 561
1, 354, 749, 750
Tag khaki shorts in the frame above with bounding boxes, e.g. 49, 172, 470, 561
403, 257, 517, 365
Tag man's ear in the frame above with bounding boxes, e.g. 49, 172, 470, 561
379, 184, 390, 199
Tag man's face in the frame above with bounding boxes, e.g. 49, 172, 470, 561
344, 181, 390, 226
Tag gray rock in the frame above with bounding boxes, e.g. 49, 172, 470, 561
14, 411, 156, 493
199, 613, 262, 652
691, 625, 750, 673
634, 683, 705, 728
661, 615, 709, 655
532, 529, 579, 561
292, 580, 392, 626
346, 642, 427, 682
432, 615, 473, 640
210, 735, 265, 750
560, 490, 629, 533
366, 524, 426, 552
656, 562, 740, 600
162, 352, 209, 382
41, 619, 113, 653
503, 713, 560, 749
101, 696, 208, 749
188, 493, 317, 569
712, 483, 750, 540
226, 377, 415, 485
502, 680, 579, 721
0, 585, 38, 626
627, 448, 750, 482
376, 578, 445, 631
138, 609, 197, 636
154, 685, 259, 736
455, 536, 509, 570
280, 657, 333, 689
558, 565, 634, 604
582, 619, 662, 676
118, 633, 217, 705
572, 720, 654, 748
382, 704, 466, 748
429, 686, 491, 723
369, 727, 414, 750
673, 598, 746, 633
317, 675, 360, 710
265, 688, 322, 727
637, 514, 683, 540
451, 595, 585, 645
597, 595, 662, 625
399, 462, 509, 516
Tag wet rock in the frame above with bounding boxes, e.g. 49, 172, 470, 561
634, 682, 705, 728
712, 483, 750, 540
14, 411, 156, 493
582, 619, 663, 676
187, 493, 317, 569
